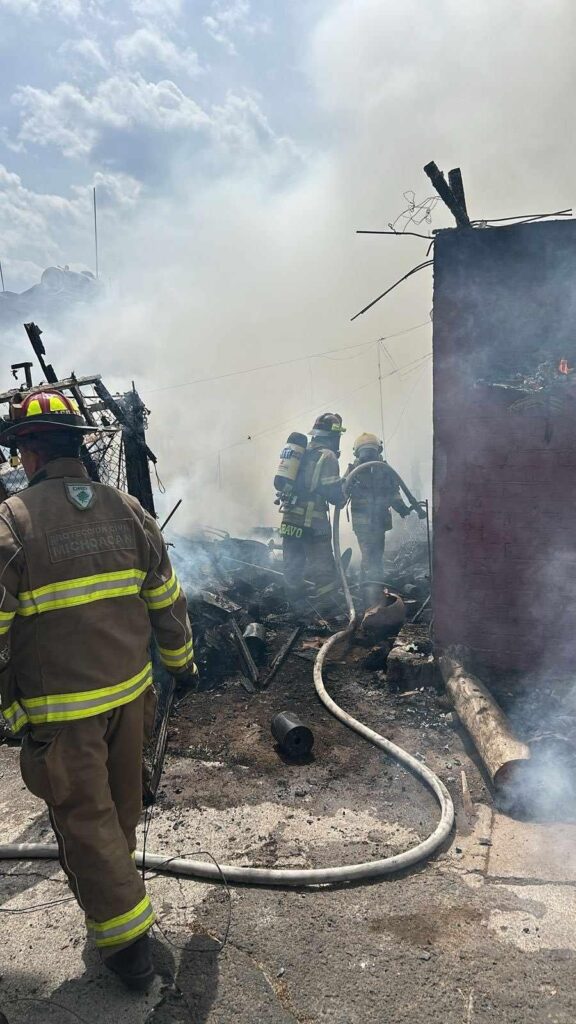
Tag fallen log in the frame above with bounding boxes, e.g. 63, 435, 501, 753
439, 648, 531, 794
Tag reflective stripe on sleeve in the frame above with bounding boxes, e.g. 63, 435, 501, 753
0, 609, 15, 635
87, 894, 155, 948
17, 569, 147, 617
21, 663, 153, 724
142, 570, 181, 610
1, 700, 29, 734
158, 639, 194, 670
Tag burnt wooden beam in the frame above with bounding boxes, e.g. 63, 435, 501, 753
423, 161, 471, 227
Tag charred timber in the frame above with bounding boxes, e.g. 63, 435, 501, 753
423, 162, 471, 228
439, 649, 530, 796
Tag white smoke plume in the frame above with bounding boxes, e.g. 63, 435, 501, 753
1, 0, 574, 536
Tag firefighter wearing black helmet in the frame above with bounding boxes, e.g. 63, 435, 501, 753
279, 412, 346, 615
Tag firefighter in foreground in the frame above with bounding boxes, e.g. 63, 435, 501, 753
345, 433, 414, 586
0, 390, 197, 991
276, 413, 347, 616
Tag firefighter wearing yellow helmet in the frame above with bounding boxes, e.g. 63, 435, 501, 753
345, 433, 412, 588
0, 388, 197, 991
278, 412, 347, 616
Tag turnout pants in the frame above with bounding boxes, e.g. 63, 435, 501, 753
20, 690, 155, 955
283, 532, 339, 613
356, 529, 387, 584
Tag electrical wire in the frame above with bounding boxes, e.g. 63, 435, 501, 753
3, 997, 90, 1023
386, 358, 431, 444
148, 852, 232, 955
471, 208, 571, 225
356, 230, 433, 239
142, 320, 432, 396
0, 894, 74, 914
351, 261, 433, 322
212, 349, 432, 458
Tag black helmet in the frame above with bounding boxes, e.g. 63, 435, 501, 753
309, 412, 346, 439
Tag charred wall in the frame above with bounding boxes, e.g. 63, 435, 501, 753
433, 220, 576, 672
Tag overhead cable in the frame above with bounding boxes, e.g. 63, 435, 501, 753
143, 320, 432, 395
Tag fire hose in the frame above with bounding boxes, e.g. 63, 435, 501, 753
0, 463, 454, 886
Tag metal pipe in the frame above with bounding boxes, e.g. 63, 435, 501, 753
160, 499, 182, 532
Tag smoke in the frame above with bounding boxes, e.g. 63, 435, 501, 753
2, 0, 575, 537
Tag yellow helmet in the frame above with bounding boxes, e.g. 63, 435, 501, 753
353, 432, 382, 456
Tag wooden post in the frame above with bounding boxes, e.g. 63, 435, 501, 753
439, 648, 530, 791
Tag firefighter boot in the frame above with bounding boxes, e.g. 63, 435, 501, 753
104, 934, 155, 991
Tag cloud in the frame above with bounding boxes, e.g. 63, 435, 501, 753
13, 73, 211, 158
130, 0, 181, 28
12, 70, 296, 177
204, 0, 270, 55
115, 27, 202, 78
0, 164, 141, 289
59, 36, 109, 72
210, 91, 300, 163
0, 0, 81, 18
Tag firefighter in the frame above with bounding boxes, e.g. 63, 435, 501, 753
0, 390, 197, 991
345, 433, 413, 585
280, 412, 347, 615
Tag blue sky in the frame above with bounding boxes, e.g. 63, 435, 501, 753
0, 0, 331, 287
0, 0, 574, 525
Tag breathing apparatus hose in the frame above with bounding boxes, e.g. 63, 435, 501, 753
0, 463, 453, 886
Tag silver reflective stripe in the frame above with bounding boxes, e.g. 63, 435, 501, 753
23, 668, 152, 721
0, 615, 14, 635
87, 895, 155, 945
144, 573, 180, 608
18, 573, 144, 613
2, 701, 28, 732
94, 902, 154, 941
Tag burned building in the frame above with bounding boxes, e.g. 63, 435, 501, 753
433, 219, 576, 674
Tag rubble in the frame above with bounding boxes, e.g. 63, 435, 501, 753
387, 623, 438, 693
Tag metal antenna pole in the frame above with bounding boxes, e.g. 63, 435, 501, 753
93, 186, 99, 279
0, 261, 5, 293
376, 339, 386, 456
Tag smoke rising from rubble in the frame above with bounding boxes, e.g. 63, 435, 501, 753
4, 0, 576, 544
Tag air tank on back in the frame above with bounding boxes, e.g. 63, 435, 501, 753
274, 432, 308, 498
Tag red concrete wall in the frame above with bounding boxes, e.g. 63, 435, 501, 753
433, 220, 576, 672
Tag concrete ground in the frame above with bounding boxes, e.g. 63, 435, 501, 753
1, 655, 575, 1024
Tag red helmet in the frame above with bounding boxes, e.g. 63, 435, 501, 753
0, 389, 93, 444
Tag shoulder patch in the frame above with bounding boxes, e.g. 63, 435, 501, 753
65, 482, 95, 511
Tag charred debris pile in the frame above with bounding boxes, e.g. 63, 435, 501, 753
168, 524, 432, 694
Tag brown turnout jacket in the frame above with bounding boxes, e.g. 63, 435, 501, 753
0, 458, 195, 734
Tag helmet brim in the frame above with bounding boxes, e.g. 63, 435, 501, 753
0, 418, 117, 444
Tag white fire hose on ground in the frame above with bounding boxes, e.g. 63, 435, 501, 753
0, 464, 454, 886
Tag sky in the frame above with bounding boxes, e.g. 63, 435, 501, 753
0, 0, 574, 530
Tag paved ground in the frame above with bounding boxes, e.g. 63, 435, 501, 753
1, 653, 575, 1024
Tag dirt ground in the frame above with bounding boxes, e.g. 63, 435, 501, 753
1, 641, 576, 1023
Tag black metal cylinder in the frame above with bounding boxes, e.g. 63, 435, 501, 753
243, 622, 266, 662
271, 711, 314, 758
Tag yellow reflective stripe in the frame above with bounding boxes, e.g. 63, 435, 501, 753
1, 700, 29, 733
158, 639, 194, 669
0, 611, 15, 635
21, 663, 152, 724
17, 569, 147, 617
143, 570, 181, 610
310, 452, 329, 492
87, 895, 155, 948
